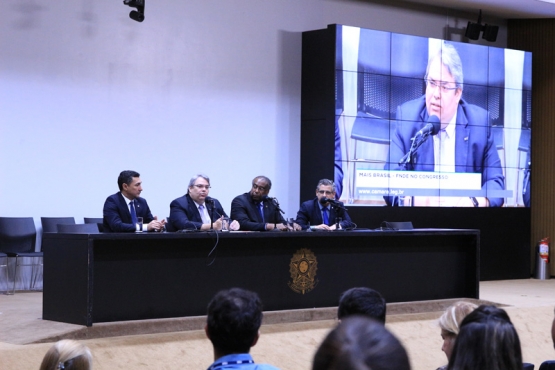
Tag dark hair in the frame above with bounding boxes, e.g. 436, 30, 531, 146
312, 315, 410, 370
447, 305, 523, 370
253, 176, 272, 190
206, 288, 263, 354
338, 287, 386, 323
117, 170, 140, 191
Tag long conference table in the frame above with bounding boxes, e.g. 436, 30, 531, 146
42, 229, 479, 326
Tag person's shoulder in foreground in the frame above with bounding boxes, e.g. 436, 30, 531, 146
205, 287, 281, 370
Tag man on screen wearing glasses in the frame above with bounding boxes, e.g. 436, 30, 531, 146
295, 179, 354, 230
388, 42, 504, 207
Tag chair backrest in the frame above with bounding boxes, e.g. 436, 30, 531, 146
57, 223, 100, 234
0, 217, 37, 254
523, 362, 535, 370
539, 361, 555, 370
41, 217, 76, 233
84, 217, 103, 224
387, 221, 414, 230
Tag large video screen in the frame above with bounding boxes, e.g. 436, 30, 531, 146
335, 25, 532, 207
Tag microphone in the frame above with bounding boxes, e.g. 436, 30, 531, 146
414, 115, 441, 139
262, 196, 276, 202
319, 197, 340, 206
205, 197, 215, 206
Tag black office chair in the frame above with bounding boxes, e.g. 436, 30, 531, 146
539, 361, 555, 370
84, 217, 103, 224
0, 252, 9, 294
57, 223, 100, 234
40, 217, 75, 233
523, 362, 535, 370
0, 217, 40, 294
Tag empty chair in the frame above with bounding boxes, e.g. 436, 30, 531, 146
0, 217, 41, 294
57, 223, 100, 234
83, 217, 103, 224
523, 363, 535, 370
41, 217, 75, 233
539, 361, 555, 370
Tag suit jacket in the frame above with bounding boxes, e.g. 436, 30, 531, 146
295, 198, 354, 230
388, 96, 505, 207
169, 194, 228, 231
230, 193, 285, 231
103, 192, 154, 232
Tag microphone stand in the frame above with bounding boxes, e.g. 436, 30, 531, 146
395, 131, 431, 206
270, 198, 285, 230
329, 201, 346, 231
206, 199, 214, 230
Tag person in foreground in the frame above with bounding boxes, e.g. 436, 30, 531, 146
39, 339, 92, 370
169, 174, 239, 231
103, 170, 165, 232
447, 305, 522, 370
312, 315, 411, 370
388, 42, 504, 207
296, 179, 354, 231
337, 287, 386, 324
230, 176, 289, 231
551, 306, 555, 350
435, 301, 477, 370
205, 287, 280, 370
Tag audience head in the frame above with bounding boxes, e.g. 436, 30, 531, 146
39, 340, 92, 370
447, 305, 523, 370
437, 301, 477, 361
312, 315, 411, 370
205, 287, 263, 356
338, 287, 386, 324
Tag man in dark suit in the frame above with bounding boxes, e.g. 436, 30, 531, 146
230, 176, 290, 231
388, 42, 504, 207
295, 179, 354, 230
103, 170, 166, 232
169, 174, 239, 231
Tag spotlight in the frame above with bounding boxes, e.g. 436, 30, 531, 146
464, 10, 498, 42
123, 0, 145, 22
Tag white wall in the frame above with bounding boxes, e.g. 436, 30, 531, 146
0, 0, 507, 241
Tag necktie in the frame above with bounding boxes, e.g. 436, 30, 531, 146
199, 205, 209, 224
322, 207, 329, 224
130, 200, 138, 225
258, 202, 265, 222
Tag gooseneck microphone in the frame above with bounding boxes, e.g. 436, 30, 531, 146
414, 115, 441, 140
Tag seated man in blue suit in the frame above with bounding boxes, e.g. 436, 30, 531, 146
103, 170, 166, 232
295, 179, 354, 230
388, 42, 504, 207
230, 176, 291, 231
169, 174, 239, 231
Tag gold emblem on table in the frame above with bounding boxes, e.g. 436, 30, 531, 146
288, 248, 318, 294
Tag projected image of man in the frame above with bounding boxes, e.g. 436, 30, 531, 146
389, 42, 504, 207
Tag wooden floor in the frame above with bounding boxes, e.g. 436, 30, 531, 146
1, 279, 554, 370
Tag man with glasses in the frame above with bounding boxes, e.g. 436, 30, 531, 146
169, 174, 239, 231
295, 179, 354, 230
388, 42, 504, 207
230, 176, 289, 231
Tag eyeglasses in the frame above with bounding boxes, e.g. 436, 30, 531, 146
426, 79, 459, 93
252, 184, 268, 191
193, 184, 211, 190
317, 190, 334, 195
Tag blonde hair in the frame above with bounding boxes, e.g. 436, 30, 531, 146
438, 301, 478, 335
39, 340, 93, 370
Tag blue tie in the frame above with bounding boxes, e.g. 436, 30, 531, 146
258, 202, 265, 222
322, 207, 329, 224
130, 200, 138, 225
